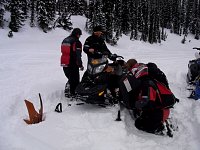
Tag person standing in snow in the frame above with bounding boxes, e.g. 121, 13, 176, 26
83, 25, 118, 97
60, 28, 84, 97
83, 25, 115, 60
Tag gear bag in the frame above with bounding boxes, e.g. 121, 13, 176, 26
119, 73, 141, 109
136, 79, 177, 110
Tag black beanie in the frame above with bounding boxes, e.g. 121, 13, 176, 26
93, 26, 106, 32
71, 28, 82, 36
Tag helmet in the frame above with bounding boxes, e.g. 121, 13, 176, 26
71, 28, 82, 36
93, 25, 106, 33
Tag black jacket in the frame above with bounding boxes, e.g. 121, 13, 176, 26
83, 34, 111, 59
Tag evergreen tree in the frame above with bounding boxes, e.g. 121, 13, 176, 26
102, 0, 115, 43
30, 0, 36, 27
53, 13, 72, 30
85, 0, 106, 33
161, 0, 172, 29
1, 0, 199, 43
184, 0, 195, 36
112, 0, 122, 42
37, 0, 49, 32
77, 0, 87, 16
140, 0, 149, 42
36, 0, 56, 31
85, 0, 96, 33
46, 0, 56, 27
129, 0, 138, 40
190, 0, 200, 39
159, 1, 167, 41
121, 0, 131, 35
194, 2, 200, 40
21, 0, 28, 19
54, 0, 72, 30
67, 0, 86, 15
67, 0, 78, 15
155, 0, 161, 43
180, 0, 186, 34
0, 0, 5, 28
93, 0, 106, 27
56, 0, 64, 15
9, 0, 26, 32
171, 0, 181, 35
148, 0, 160, 43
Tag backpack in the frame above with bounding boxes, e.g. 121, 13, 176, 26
129, 63, 177, 110
147, 62, 169, 88
135, 78, 177, 110
120, 63, 177, 110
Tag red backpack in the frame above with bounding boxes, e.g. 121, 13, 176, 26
130, 63, 177, 110
146, 79, 177, 109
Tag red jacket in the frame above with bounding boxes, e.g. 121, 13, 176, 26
61, 35, 83, 67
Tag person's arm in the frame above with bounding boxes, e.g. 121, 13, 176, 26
83, 37, 93, 56
101, 40, 112, 56
76, 41, 83, 68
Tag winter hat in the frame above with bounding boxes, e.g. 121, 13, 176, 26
147, 62, 157, 69
147, 62, 158, 74
93, 25, 106, 32
71, 28, 82, 36
126, 59, 138, 70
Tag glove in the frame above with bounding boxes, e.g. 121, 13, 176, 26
80, 66, 84, 71
109, 54, 117, 61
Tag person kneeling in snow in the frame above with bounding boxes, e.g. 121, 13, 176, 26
120, 59, 177, 134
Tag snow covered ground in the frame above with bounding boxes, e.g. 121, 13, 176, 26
0, 16, 200, 150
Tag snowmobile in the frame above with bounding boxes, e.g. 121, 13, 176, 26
187, 47, 200, 84
186, 47, 200, 100
75, 52, 126, 105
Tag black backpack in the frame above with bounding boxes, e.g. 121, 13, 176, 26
147, 62, 169, 88
135, 78, 177, 110
119, 72, 141, 109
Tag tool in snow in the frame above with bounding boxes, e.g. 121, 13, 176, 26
24, 93, 43, 124
55, 103, 62, 113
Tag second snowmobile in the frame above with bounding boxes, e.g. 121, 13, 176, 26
187, 47, 200, 84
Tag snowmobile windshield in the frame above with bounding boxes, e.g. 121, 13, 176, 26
90, 56, 108, 65
87, 56, 108, 75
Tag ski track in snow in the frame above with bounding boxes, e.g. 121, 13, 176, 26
1, 15, 200, 150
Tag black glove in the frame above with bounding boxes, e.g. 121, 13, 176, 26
109, 54, 117, 61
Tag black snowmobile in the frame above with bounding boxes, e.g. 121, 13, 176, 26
187, 47, 200, 84
75, 52, 126, 105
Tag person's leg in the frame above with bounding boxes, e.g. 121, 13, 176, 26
135, 110, 164, 133
69, 66, 80, 95
63, 67, 71, 96
63, 67, 70, 79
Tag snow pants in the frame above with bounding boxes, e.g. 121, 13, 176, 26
135, 109, 165, 133
63, 66, 80, 95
